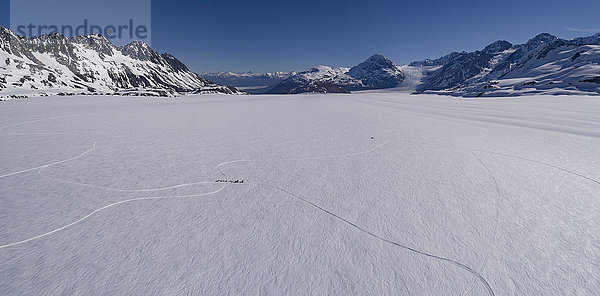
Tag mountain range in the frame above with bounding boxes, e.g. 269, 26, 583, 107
1, 25, 599, 98
413, 33, 600, 96
0, 26, 242, 99
206, 33, 600, 96
254, 33, 600, 97
200, 72, 296, 88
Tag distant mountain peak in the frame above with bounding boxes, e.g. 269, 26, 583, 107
124, 40, 151, 49
347, 54, 403, 89
366, 54, 389, 62
308, 65, 338, 73
482, 40, 512, 54
357, 54, 396, 69
120, 40, 161, 62
527, 33, 559, 46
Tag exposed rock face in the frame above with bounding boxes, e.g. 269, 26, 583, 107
415, 40, 514, 91
482, 40, 512, 54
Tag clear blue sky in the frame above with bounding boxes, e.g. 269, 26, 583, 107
1, 0, 599, 73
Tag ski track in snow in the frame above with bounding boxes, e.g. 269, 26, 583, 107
0, 141, 97, 179
463, 152, 502, 296
38, 167, 218, 193
264, 184, 496, 296
2, 106, 598, 295
0, 186, 226, 250
474, 149, 600, 186
0, 113, 105, 179
0, 132, 70, 136
401, 138, 600, 187
0, 145, 226, 249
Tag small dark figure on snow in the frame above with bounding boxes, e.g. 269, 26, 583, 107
371, 136, 374, 140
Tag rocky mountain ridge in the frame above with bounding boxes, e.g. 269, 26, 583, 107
0, 26, 242, 99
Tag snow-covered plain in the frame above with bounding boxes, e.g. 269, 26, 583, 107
0, 93, 598, 295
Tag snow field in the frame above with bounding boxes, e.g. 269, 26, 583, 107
0, 93, 598, 295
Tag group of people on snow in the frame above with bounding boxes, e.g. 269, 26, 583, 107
215, 179, 244, 183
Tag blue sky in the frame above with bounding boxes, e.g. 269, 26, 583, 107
1, 0, 600, 73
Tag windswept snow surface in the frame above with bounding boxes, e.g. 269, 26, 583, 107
0, 94, 599, 295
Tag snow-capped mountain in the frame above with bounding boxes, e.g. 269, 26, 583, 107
0, 26, 242, 98
267, 65, 352, 94
200, 71, 296, 88
268, 54, 404, 94
414, 33, 600, 96
347, 54, 406, 89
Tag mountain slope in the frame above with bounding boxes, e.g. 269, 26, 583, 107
415, 40, 513, 91
0, 26, 242, 98
268, 55, 404, 94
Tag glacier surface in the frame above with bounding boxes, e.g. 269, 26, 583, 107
0, 93, 598, 295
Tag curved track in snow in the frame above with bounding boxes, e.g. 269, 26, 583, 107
474, 149, 600, 186
399, 138, 600, 187
38, 167, 217, 192
462, 152, 502, 295
0, 141, 97, 179
265, 184, 496, 296
0, 185, 226, 250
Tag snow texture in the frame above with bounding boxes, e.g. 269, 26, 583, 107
0, 93, 598, 295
